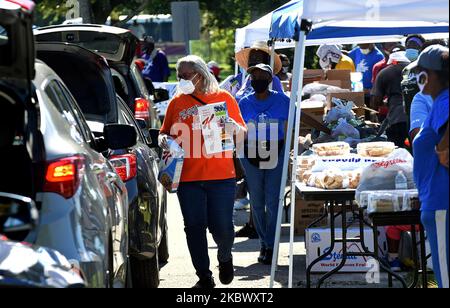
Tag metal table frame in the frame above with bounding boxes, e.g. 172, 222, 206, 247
296, 184, 427, 288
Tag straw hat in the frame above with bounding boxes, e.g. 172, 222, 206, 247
235, 41, 282, 74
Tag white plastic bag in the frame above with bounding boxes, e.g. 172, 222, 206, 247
325, 98, 355, 123
355, 149, 416, 205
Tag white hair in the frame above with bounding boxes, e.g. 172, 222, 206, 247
176, 55, 220, 94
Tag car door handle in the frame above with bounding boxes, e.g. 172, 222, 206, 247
91, 163, 105, 175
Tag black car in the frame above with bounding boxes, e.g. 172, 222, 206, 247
34, 39, 169, 288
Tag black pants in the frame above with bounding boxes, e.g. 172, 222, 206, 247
387, 122, 409, 148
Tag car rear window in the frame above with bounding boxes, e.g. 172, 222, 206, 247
37, 50, 117, 124
36, 31, 121, 55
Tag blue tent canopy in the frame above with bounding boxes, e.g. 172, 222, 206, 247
270, 0, 449, 41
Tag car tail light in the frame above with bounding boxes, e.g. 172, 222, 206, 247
135, 98, 150, 121
44, 156, 85, 199
109, 154, 137, 182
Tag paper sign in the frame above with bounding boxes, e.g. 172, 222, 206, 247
197, 102, 234, 155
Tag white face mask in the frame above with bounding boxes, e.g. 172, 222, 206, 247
360, 48, 371, 55
416, 71, 429, 93
178, 74, 198, 95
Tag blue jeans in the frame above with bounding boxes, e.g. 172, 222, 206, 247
422, 209, 449, 288
241, 153, 284, 250
177, 179, 236, 279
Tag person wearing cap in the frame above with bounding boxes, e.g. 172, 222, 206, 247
141, 36, 171, 83
413, 45, 449, 288
372, 50, 411, 147
238, 64, 290, 265
316, 44, 356, 72
221, 41, 285, 102
406, 40, 448, 141
221, 41, 286, 239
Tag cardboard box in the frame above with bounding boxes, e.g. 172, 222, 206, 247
303, 69, 325, 85
294, 190, 327, 236
326, 70, 352, 90
313, 80, 342, 88
306, 227, 387, 273
327, 91, 366, 108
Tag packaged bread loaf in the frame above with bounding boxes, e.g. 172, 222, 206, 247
357, 142, 396, 157
367, 192, 400, 213
312, 142, 351, 157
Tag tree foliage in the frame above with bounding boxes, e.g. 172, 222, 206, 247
34, 0, 314, 68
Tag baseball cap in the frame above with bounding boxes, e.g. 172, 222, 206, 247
247, 64, 273, 77
417, 45, 449, 71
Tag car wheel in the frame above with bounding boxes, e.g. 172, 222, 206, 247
158, 225, 169, 264
130, 253, 160, 288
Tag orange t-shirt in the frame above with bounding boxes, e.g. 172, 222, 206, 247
160, 90, 246, 183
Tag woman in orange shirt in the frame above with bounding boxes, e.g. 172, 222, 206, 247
159, 55, 246, 288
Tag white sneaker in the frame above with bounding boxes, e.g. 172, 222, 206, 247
234, 198, 250, 210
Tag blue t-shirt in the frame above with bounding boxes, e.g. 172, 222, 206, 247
413, 89, 449, 211
410, 92, 434, 133
142, 51, 171, 82
239, 90, 290, 141
349, 47, 385, 90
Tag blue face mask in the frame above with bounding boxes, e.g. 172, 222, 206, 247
405, 49, 420, 62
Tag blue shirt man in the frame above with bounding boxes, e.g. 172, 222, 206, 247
413, 89, 449, 211
349, 44, 385, 90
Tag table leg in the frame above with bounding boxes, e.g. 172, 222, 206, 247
317, 200, 349, 288
306, 200, 336, 288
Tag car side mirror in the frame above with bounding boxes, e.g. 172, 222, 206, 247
103, 124, 137, 150
0, 193, 39, 241
153, 88, 170, 103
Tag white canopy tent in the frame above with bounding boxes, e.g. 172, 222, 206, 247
303, 0, 450, 24
235, 2, 448, 52
268, 0, 450, 289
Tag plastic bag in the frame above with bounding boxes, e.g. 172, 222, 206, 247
302, 83, 347, 97
355, 148, 416, 205
331, 118, 360, 139
325, 98, 355, 123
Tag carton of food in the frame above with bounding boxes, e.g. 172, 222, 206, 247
158, 139, 184, 193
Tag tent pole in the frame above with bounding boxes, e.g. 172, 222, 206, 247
269, 31, 306, 288
287, 30, 307, 289
269, 41, 276, 90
